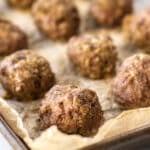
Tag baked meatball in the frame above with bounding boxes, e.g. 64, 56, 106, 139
0, 19, 28, 55
68, 34, 117, 79
91, 0, 133, 26
112, 54, 150, 109
7, 0, 35, 9
123, 9, 150, 53
0, 50, 55, 100
32, 0, 80, 40
39, 84, 103, 136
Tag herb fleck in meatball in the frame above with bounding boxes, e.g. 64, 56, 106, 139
0, 19, 28, 55
123, 9, 150, 53
39, 84, 103, 136
7, 0, 35, 8
112, 54, 150, 109
91, 0, 133, 26
32, 0, 80, 40
68, 34, 117, 79
0, 50, 55, 100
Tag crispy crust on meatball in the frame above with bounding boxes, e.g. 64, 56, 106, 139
32, 0, 80, 40
7, 0, 35, 8
0, 19, 28, 55
91, 0, 133, 26
123, 9, 150, 53
39, 84, 103, 136
112, 54, 150, 109
0, 50, 55, 100
68, 34, 117, 79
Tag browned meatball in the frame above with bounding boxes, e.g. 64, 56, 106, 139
0, 19, 28, 55
123, 9, 150, 53
91, 0, 133, 26
7, 0, 35, 9
68, 34, 117, 79
112, 54, 150, 109
32, 0, 80, 40
0, 50, 55, 100
39, 84, 103, 136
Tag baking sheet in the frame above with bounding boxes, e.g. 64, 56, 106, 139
0, 0, 150, 150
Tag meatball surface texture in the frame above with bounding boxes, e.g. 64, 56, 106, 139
123, 9, 150, 53
0, 19, 28, 55
0, 50, 55, 100
32, 0, 80, 40
112, 54, 150, 108
91, 0, 133, 26
7, 0, 35, 8
39, 84, 103, 136
68, 34, 117, 79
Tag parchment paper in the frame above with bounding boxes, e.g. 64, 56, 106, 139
0, 0, 150, 149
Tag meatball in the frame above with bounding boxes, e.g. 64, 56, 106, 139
123, 9, 150, 53
0, 19, 28, 55
91, 0, 133, 26
32, 0, 80, 40
68, 34, 117, 79
112, 54, 150, 109
39, 84, 103, 136
7, 0, 35, 9
0, 50, 55, 100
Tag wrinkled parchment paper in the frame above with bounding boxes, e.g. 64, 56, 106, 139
0, 0, 150, 149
